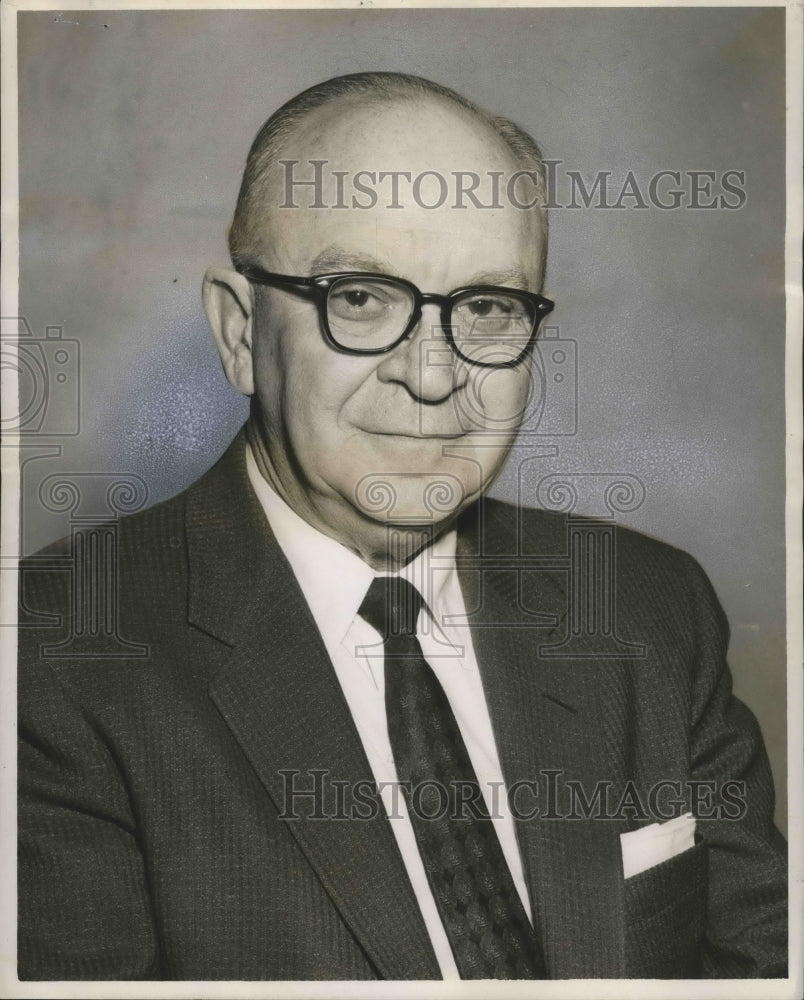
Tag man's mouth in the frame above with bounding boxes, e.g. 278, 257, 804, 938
360, 427, 468, 440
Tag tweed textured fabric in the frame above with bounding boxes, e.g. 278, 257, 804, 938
360, 577, 546, 979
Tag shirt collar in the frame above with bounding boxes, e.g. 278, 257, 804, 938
245, 443, 457, 658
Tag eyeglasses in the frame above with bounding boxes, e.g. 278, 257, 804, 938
238, 267, 555, 369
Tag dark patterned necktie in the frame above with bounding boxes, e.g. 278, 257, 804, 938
359, 576, 546, 979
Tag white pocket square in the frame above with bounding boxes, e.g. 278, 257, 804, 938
620, 813, 696, 879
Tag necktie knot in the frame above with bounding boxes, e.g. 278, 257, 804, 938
359, 576, 423, 639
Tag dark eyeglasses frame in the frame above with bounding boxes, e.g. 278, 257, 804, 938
237, 266, 555, 369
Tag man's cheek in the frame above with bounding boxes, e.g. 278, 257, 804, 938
462, 369, 532, 432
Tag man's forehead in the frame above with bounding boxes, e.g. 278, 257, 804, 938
249, 94, 545, 285
272, 93, 513, 173
259, 209, 543, 289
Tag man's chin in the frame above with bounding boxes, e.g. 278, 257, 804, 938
350, 469, 471, 527
337, 433, 504, 527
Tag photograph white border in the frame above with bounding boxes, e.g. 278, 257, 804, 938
1, 2, 801, 998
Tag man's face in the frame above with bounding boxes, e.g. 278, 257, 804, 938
245, 98, 545, 546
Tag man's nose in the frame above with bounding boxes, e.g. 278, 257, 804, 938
375, 304, 467, 402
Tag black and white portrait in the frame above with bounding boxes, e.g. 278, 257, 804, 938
3, 3, 799, 994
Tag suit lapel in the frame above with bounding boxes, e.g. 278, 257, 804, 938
457, 500, 630, 977
186, 433, 440, 980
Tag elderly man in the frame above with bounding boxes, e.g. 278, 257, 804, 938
18, 72, 786, 981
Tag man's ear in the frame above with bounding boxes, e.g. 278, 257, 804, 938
202, 267, 255, 396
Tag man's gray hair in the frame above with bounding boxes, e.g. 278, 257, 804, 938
228, 71, 548, 288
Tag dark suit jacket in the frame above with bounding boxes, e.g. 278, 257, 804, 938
18, 431, 787, 980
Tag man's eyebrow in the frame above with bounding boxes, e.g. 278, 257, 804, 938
309, 246, 395, 276
309, 248, 531, 290
462, 268, 530, 290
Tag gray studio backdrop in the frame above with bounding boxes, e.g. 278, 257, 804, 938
16, 7, 787, 830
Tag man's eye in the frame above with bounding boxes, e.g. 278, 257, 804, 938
333, 287, 379, 309
329, 284, 390, 321
465, 297, 515, 317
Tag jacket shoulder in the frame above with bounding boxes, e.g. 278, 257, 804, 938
483, 495, 696, 560
21, 432, 245, 577
480, 496, 721, 617
21, 485, 190, 579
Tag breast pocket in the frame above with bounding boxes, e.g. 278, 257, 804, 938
623, 840, 708, 977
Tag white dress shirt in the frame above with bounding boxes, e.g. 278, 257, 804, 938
246, 445, 532, 979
